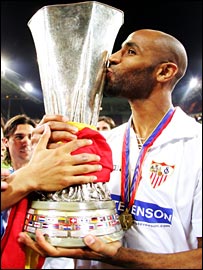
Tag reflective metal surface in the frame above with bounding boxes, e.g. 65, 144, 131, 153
25, 1, 124, 247
28, 1, 124, 125
25, 200, 123, 247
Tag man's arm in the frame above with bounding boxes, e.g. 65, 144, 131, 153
84, 236, 202, 269
1, 124, 101, 211
18, 231, 202, 269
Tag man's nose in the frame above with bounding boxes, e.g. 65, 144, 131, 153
108, 50, 121, 65
21, 136, 32, 145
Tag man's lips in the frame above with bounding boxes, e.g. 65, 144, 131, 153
106, 67, 113, 73
106, 68, 113, 79
20, 149, 31, 153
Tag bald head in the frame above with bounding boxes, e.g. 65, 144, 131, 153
125, 29, 188, 83
106, 28, 188, 100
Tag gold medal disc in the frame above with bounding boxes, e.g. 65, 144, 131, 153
119, 208, 134, 231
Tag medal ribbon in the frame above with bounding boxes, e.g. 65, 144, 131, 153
121, 108, 175, 209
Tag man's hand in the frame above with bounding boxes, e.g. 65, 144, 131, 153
1, 124, 102, 210
26, 124, 102, 191
32, 115, 79, 149
18, 230, 121, 261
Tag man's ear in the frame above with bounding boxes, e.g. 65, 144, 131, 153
2, 137, 8, 147
156, 62, 178, 82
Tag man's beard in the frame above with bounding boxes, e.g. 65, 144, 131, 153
104, 66, 156, 101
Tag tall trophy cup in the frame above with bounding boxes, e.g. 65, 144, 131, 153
24, 1, 124, 247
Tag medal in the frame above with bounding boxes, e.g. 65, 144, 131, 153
119, 208, 134, 231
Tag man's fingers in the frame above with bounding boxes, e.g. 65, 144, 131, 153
60, 138, 93, 154
83, 235, 121, 257
83, 235, 106, 252
32, 128, 78, 147
1, 181, 9, 191
31, 116, 79, 146
18, 232, 46, 257
18, 231, 84, 257
37, 115, 69, 126
32, 124, 50, 152
34, 230, 60, 255
18, 230, 68, 257
37, 115, 78, 136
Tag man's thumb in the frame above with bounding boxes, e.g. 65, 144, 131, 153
33, 124, 51, 151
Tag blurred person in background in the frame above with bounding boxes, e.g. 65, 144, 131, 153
97, 115, 116, 131
2, 114, 36, 171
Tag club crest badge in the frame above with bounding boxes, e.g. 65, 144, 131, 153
149, 160, 175, 188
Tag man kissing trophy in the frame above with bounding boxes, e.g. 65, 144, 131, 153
24, 1, 124, 247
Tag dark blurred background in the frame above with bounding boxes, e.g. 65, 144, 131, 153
1, 0, 202, 124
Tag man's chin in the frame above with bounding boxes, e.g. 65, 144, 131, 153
20, 153, 32, 160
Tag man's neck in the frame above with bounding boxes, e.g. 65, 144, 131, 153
11, 160, 28, 171
129, 100, 173, 141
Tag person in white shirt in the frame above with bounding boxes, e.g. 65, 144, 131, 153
18, 29, 202, 269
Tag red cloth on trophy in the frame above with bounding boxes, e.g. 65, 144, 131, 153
1, 198, 28, 269
1, 198, 45, 269
71, 127, 113, 182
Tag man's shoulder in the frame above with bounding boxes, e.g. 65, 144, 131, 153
174, 107, 202, 133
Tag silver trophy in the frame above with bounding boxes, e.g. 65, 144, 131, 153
24, 1, 124, 247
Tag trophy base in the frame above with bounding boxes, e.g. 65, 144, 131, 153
24, 200, 123, 247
